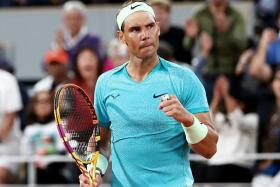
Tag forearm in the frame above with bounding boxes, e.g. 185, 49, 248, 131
182, 113, 218, 159
190, 126, 218, 159
249, 44, 272, 82
223, 94, 238, 113
210, 98, 219, 114
0, 112, 17, 141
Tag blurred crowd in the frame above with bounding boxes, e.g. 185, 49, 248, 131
0, 0, 246, 7
0, 0, 280, 185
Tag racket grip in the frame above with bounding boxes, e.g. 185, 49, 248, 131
160, 94, 170, 102
86, 153, 109, 177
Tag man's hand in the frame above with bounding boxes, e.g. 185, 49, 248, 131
159, 95, 193, 127
79, 174, 102, 187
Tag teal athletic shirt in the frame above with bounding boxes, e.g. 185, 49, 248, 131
94, 57, 209, 187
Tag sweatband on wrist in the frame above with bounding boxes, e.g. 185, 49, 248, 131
86, 153, 108, 176
96, 153, 108, 176
182, 115, 208, 144
116, 2, 155, 30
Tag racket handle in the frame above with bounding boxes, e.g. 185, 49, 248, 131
161, 94, 170, 102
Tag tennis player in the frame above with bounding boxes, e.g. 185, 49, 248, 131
80, 1, 218, 187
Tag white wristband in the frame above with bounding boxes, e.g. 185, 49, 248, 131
182, 115, 208, 144
96, 153, 109, 176
86, 153, 109, 176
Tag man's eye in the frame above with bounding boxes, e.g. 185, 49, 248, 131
147, 24, 154, 29
131, 28, 140, 32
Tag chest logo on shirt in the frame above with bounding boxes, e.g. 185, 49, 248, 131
110, 93, 120, 99
153, 93, 168, 99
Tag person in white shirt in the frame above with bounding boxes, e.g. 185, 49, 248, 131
22, 90, 66, 184
0, 70, 22, 183
206, 75, 258, 182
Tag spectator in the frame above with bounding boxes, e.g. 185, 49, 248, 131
232, 38, 259, 109
250, 8, 280, 83
252, 67, 280, 187
0, 58, 29, 131
254, 0, 280, 36
157, 41, 191, 69
103, 38, 129, 72
53, 0, 103, 67
191, 31, 214, 82
72, 45, 103, 102
249, 9, 280, 152
0, 69, 22, 184
184, 0, 247, 101
148, 0, 193, 64
21, 90, 67, 184
33, 49, 70, 95
206, 75, 258, 183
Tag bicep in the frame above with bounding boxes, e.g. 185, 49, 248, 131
99, 127, 111, 158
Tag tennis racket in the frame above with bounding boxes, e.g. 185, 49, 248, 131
54, 83, 100, 185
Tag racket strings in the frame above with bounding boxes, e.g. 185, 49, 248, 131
59, 87, 98, 161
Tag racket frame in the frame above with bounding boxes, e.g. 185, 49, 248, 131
54, 84, 100, 185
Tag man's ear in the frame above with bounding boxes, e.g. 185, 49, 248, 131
156, 21, 160, 36
117, 31, 127, 45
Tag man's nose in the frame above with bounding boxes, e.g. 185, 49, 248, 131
140, 29, 150, 40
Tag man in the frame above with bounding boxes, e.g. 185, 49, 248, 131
54, 0, 102, 66
0, 70, 22, 183
184, 0, 247, 101
148, 0, 192, 64
80, 1, 218, 187
249, 7, 280, 155
33, 49, 70, 94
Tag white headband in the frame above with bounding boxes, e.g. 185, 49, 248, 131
116, 2, 155, 31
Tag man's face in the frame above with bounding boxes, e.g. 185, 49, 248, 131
63, 9, 84, 36
119, 12, 160, 60
46, 62, 68, 79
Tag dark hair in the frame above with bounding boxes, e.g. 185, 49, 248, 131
26, 91, 53, 125
72, 45, 103, 80
0, 58, 14, 74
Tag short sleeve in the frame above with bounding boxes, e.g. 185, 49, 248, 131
3, 73, 22, 113
94, 74, 110, 127
181, 70, 209, 114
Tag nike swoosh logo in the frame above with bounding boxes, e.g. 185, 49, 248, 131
153, 93, 168, 98
131, 4, 142, 10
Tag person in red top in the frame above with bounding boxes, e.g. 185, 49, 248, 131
72, 45, 102, 102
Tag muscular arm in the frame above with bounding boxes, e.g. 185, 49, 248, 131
189, 112, 218, 159
99, 126, 111, 159
160, 95, 218, 159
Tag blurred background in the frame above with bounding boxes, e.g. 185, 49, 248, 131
0, 0, 280, 186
